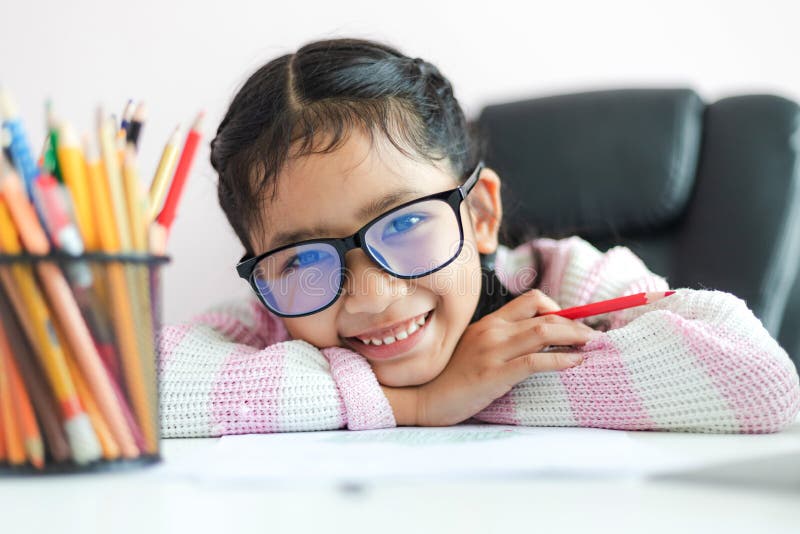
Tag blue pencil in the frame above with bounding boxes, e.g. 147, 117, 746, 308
0, 88, 40, 199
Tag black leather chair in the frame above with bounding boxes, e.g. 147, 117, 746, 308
476, 88, 800, 367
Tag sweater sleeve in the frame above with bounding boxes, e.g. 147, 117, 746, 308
157, 298, 396, 437
478, 237, 800, 433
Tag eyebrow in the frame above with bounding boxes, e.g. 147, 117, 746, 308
266, 188, 425, 250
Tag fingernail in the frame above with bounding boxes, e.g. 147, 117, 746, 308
567, 354, 584, 366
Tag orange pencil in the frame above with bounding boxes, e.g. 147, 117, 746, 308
0, 325, 44, 469
0, 327, 25, 466
0, 400, 5, 462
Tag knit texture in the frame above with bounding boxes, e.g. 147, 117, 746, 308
157, 236, 800, 437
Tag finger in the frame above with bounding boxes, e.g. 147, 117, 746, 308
503, 321, 599, 359
508, 313, 596, 337
505, 351, 585, 383
493, 289, 562, 322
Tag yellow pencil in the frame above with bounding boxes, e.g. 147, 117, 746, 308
81, 134, 114, 313
94, 125, 158, 454
147, 125, 182, 222
122, 144, 148, 252
97, 109, 132, 250
123, 143, 159, 451
84, 134, 120, 253
57, 122, 99, 251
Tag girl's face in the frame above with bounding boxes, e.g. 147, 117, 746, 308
251, 128, 502, 387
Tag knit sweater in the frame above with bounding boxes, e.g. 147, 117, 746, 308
157, 236, 800, 437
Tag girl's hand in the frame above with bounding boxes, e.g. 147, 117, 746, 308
415, 289, 598, 427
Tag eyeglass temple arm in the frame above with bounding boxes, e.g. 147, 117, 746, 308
459, 160, 484, 199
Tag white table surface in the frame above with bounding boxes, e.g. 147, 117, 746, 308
2, 416, 799, 534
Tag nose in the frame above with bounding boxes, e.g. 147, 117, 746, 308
342, 248, 410, 314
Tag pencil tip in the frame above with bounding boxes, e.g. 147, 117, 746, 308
122, 99, 136, 121
0, 87, 16, 118
133, 101, 147, 121
192, 110, 205, 131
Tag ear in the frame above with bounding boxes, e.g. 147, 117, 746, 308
466, 167, 503, 255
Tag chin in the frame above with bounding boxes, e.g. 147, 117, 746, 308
372, 359, 448, 388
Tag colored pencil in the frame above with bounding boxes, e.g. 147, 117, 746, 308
151, 111, 203, 254
97, 109, 131, 250
147, 125, 181, 222
57, 322, 121, 461
0, 326, 45, 469
0, 397, 5, 462
119, 99, 135, 133
94, 121, 156, 453
126, 102, 146, 149
0, 88, 40, 196
57, 122, 98, 251
538, 291, 677, 320
0, 289, 72, 462
122, 144, 148, 252
0, 335, 25, 465
31, 172, 84, 256
43, 101, 63, 182
83, 134, 120, 252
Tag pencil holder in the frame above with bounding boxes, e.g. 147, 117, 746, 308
0, 251, 170, 474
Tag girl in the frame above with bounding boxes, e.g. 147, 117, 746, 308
158, 38, 800, 437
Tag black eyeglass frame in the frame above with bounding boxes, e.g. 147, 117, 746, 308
236, 160, 485, 317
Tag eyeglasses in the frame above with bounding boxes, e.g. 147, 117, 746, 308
236, 161, 484, 317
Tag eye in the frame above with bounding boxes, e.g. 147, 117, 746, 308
382, 213, 427, 238
283, 248, 333, 272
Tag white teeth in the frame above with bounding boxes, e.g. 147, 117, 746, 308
357, 311, 430, 346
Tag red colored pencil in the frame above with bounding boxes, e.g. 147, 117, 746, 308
154, 111, 203, 232
148, 111, 203, 255
539, 291, 676, 320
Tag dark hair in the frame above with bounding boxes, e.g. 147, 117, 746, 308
210, 37, 533, 323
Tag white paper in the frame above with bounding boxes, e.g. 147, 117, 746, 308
157, 424, 706, 487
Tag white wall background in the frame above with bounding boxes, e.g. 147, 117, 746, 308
2, 0, 798, 325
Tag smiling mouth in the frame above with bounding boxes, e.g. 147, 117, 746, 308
347, 310, 433, 346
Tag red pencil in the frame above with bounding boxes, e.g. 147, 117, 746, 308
539, 291, 676, 320
155, 111, 203, 232
150, 111, 203, 255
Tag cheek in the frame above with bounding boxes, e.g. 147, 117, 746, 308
282, 312, 341, 346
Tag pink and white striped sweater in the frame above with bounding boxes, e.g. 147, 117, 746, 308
157, 236, 800, 437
